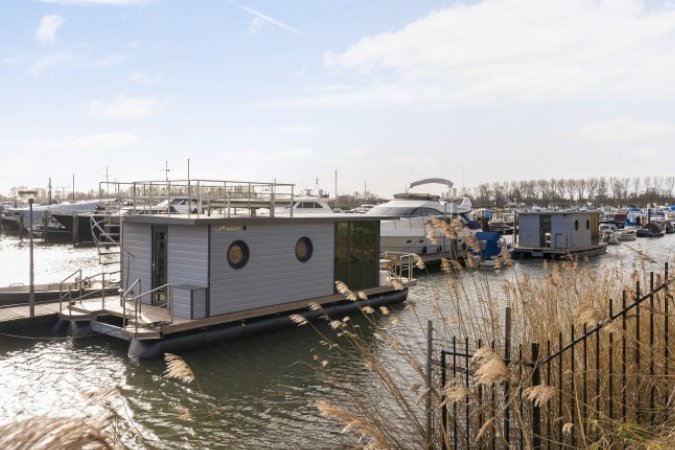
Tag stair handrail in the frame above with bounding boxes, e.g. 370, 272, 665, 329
59, 269, 82, 313
59, 269, 122, 313
122, 278, 142, 330
126, 282, 174, 337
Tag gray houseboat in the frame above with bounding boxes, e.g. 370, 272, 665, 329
511, 211, 606, 259
58, 180, 414, 358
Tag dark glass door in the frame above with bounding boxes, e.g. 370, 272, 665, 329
152, 226, 168, 305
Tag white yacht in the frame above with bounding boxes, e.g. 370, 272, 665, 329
367, 178, 477, 261
0, 199, 102, 233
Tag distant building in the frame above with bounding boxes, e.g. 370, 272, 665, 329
513, 211, 605, 259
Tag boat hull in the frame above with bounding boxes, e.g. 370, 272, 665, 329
127, 288, 408, 359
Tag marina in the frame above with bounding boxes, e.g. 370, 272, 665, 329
0, 225, 673, 448
3, 1, 675, 447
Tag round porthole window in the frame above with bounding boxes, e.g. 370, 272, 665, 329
295, 237, 313, 263
227, 240, 249, 269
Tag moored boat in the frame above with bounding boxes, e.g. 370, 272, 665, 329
56, 177, 415, 358
366, 178, 478, 263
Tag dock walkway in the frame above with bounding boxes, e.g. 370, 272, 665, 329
0, 301, 63, 330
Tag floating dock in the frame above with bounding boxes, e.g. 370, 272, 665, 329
511, 245, 607, 260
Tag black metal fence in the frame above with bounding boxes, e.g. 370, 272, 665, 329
434, 263, 673, 449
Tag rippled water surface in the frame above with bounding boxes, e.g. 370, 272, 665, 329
0, 233, 673, 448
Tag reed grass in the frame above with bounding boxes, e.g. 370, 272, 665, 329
0, 416, 117, 450
309, 218, 675, 449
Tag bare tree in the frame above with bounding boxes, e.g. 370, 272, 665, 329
566, 178, 577, 204
535, 179, 549, 204
666, 176, 675, 199
597, 177, 608, 204
631, 177, 641, 201
477, 183, 492, 206
575, 178, 587, 203
587, 177, 599, 204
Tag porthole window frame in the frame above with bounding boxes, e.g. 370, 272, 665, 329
227, 240, 250, 269
295, 236, 313, 263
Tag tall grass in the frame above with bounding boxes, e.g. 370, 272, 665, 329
308, 218, 675, 449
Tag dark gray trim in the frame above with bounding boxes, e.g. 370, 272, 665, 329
124, 214, 387, 226
207, 224, 211, 318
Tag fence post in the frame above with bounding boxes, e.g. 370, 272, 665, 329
532, 343, 541, 450
504, 307, 512, 447
440, 351, 447, 450
426, 320, 433, 449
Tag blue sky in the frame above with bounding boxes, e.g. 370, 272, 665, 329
2, 0, 675, 199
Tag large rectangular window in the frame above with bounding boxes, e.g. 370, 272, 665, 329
334, 220, 380, 292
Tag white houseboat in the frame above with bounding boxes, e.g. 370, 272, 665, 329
512, 211, 606, 259
58, 179, 415, 358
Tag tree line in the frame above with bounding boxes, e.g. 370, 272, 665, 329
470, 176, 675, 208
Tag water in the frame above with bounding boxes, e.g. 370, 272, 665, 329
0, 233, 673, 448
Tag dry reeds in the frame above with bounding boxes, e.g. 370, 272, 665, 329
313, 217, 675, 449
0, 416, 117, 450
164, 353, 195, 384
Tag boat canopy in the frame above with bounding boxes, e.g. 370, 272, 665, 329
409, 178, 454, 189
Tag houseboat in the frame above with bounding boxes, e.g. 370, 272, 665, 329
511, 211, 606, 259
57, 179, 415, 358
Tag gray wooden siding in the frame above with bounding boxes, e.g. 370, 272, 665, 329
172, 285, 207, 319
121, 222, 152, 298
517, 215, 540, 247
551, 214, 591, 248
167, 225, 208, 288
172, 287, 192, 319
209, 223, 334, 316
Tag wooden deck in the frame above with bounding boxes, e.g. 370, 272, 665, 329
0, 280, 414, 341
59, 281, 415, 341
0, 301, 63, 331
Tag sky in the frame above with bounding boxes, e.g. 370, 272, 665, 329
2, 0, 675, 199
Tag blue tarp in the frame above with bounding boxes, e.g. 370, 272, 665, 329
474, 231, 502, 259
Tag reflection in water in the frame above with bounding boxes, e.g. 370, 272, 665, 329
0, 234, 673, 447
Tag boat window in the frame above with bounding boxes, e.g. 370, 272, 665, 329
368, 206, 417, 216
574, 220, 579, 231
586, 219, 590, 230
227, 240, 250, 269
295, 237, 313, 263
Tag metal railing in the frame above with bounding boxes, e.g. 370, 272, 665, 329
58, 269, 121, 314
123, 282, 174, 337
121, 278, 142, 329
380, 251, 416, 285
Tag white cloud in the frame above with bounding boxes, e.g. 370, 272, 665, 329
18, 132, 142, 152
27, 53, 72, 76
580, 117, 675, 143
90, 95, 163, 119
287, 0, 675, 109
235, 3, 301, 35
276, 124, 315, 136
38, 0, 155, 5
2, 56, 31, 66
36, 15, 65, 45
130, 71, 158, 85
221, 148, 314, 163
629, 147, 662, 161
87, 52, 129, 69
